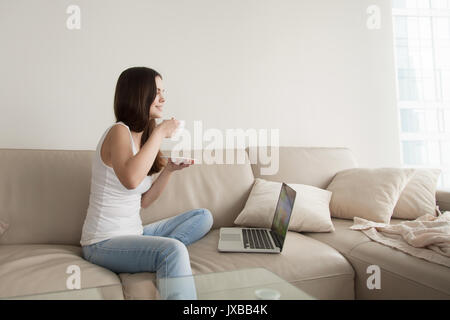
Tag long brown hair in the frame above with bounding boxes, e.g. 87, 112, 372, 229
113, 67, 166, 175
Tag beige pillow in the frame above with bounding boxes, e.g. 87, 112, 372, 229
327, 168, 414, 223
234, 178, 335, 233
0, 220, 9, 236
393, 169, 441, 219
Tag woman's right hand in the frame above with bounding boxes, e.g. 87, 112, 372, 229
156, 118, 180, 138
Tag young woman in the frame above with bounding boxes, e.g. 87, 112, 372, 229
80, 67, 213, 299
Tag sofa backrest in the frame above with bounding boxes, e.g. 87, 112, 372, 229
247, 146, 358, 189
141, 149, 255, 229
0, 147, 357, 246
0, 149, 94, 245
0, 148, 255, 245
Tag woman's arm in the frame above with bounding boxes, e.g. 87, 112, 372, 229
140, 159, 192, 209
122, 127, 165, 188
111, 119, 179, 189
140, 167, 172, 209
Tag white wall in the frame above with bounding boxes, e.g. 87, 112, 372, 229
0, 0, 401, 167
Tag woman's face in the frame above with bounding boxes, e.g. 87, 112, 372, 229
149, 76, 165, 119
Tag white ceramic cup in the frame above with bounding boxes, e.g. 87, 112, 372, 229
155, 119, 185, 138
173, 120, 185, 138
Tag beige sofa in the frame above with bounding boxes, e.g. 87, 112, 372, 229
0, 147, 449, 300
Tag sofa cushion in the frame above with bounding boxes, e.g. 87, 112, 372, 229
0, 149, 94, 245
234, 178, 335, 232
119, 229, 355, 300
305, 218, 372, 255
349, 240, 450, 299
141, 150, 255, 229
327, 168, 414, 223
247, 147, 358, 189
437, 189, 450, 212
305, 218, 450, 299
393, 169, 441, 219
0, 244, 123, 299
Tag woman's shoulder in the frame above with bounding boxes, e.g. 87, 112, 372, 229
100, 122, 135, 171
102, 123, 132, 155
108, 122, 131, 141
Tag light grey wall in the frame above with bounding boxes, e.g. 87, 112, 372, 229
0, 0, 401, 167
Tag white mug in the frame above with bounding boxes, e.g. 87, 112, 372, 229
155, 119, 185, 138
172, 120, 185, 138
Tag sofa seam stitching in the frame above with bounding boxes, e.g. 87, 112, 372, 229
348, 240, 372, 255
289, 272, 354, 283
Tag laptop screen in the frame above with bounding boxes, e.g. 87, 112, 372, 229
270, 183, 296, 250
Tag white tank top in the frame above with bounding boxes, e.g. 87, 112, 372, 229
80, 122, 152, 246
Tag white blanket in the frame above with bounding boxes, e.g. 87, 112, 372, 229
350, 212, 450, 268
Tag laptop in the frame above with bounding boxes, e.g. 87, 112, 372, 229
218, 183, 296, 253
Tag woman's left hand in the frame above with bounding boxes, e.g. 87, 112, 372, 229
165, 158, 193, 172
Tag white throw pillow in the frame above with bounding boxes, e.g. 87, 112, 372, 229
234, 178, 335, 233
327, 168, 415, 223
393, 169, 441, 219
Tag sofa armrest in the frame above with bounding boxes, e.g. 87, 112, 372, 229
436, 189, 450, 212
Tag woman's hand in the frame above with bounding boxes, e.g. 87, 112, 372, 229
156, 118, 180, 138
165, 158, 193, 172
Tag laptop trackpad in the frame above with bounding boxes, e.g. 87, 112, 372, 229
220, 233, 242, 242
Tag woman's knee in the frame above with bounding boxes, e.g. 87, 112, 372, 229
160, 238, 191, 275
199, 208, 213, 231
163, 238, 189, 260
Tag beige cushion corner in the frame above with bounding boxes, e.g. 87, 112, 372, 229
327, 168, 415, 223
0, 244, 123, 299
234, 178, 335, 233
393, 169, 441, 219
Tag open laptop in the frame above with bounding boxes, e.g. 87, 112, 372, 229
218, 183, 296, 253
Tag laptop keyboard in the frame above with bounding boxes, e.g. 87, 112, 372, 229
242, 228, 275, 250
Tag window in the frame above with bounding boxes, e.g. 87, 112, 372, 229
392, 0, 450, 188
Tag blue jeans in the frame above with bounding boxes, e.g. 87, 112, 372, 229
82, 208, 213, 300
